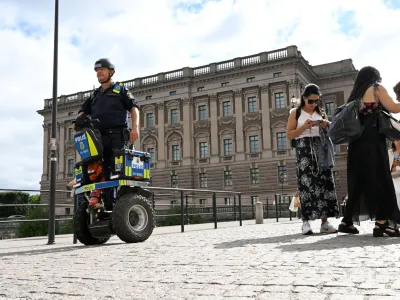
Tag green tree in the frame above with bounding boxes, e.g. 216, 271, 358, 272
29, 194, 40, 204
16, 206, 49, 238
0, 192, 30, 218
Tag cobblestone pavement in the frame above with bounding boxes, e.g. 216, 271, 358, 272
1, 218, 400, 300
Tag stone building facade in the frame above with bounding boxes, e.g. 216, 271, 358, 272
37, 45, 357, 214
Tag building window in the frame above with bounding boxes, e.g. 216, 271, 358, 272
222, 101, 232, 117
223, 139, 233, 156
171, 175, 178, 187
147, 148, 155, 161
170, 91, 176, 96
68, 128, 74, 141
325, 102, 337, 116
199, 142, 208, 158
276, 132, 287, 151
248, 97, 257, 112
198, 105, 207, 121
199, 199, 206, 206
274, 92, 285, 109
249, 136, 259, 153
224, 198, 231, 205
172, 145, 180, 161
65, 207, 71, 214
251, 196, 259, 204
250, 168, 259, 184
273, 72, 282, 77
224, 170, 232, 186
221, 82, 229, 87
197, 87, 204, 92
170, 109, 179, 124
247, 77, 255, 82
278, 165, 288, 182
67, 159, 75, 175
146, 113, 154, 128
145, 95, 152, 100
199, 173, 207, 188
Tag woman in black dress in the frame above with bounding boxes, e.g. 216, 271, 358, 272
338, 66, 400, 237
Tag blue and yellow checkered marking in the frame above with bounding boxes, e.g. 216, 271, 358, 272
74, 131, 99, 160
74, 179, 148, 194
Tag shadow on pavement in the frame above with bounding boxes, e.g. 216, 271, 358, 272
214, 233, 315, 249
214, 232, 400, 250
276, 234, 400, 252
0, 242, 123, 257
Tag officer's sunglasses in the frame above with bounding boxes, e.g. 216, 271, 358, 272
307, 99, 319, 105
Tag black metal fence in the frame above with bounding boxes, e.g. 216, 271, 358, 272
0, 188, 299, 244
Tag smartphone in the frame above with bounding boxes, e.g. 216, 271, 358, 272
312, 120, 322, 126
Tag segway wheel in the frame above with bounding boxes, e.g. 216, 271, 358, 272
73, 202, 110, 246
113, 194, 155, 243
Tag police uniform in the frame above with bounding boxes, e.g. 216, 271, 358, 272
78, 82, 139, 181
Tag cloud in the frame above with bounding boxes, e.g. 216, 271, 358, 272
1, 0, 400, 192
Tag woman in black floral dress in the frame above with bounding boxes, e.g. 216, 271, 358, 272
287, 84, 339, 235
339, 66, 400, 237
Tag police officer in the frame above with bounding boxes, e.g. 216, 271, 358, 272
74, 58, 140, 208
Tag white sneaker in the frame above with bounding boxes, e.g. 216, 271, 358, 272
302, 221, 313, 235
320, 221, 338, 234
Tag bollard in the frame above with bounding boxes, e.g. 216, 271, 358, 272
255, 201, 263, 224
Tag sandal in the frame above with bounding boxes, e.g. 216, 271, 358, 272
373, 221, 399, 237
338, 221, 359, 234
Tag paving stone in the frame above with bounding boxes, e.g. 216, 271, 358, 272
330, 295, 364, 300
1, 219, 400, 299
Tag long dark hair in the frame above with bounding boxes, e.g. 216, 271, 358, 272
347, 66, 381, 103
297, 83, 325, 117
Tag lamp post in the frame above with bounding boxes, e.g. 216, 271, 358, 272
291, 94, 297, 108
279, 171, 287, 197
48, 0, 59, 245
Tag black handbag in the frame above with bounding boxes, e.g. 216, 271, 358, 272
378, 105, 400, 141
328, 99, 363, 145
373, 83, 400, 141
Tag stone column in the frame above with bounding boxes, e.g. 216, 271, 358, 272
182, 97, 193, 166
157, 103, 165, 168
261, 85, 272, 158
209, 94, 219, 163
234, 89, 245, 160
58, 122, 65, 179
42, 124, 49, 181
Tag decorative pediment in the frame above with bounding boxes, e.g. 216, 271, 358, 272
142, 104, 157, 112
271, 121, 287, 129
166, 100, 180, 107
140, 127, 158, 138
271, 109, 289, 119
194, 120, 210, 136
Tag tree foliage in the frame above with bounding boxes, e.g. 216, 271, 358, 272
0, 192, 30, 218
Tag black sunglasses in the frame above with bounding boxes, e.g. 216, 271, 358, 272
307, 99, 319, 105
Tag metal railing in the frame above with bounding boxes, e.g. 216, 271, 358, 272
0, 188, 306, 244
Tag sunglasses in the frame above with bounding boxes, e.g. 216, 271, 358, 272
307, 99, 319, 105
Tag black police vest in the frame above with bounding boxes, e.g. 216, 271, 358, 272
91, 86, 127, 130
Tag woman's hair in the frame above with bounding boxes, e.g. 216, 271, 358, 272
392, 141, 396, 152
298, 83, 324, 116
347, 66, 381, 103
394, 81, 400, 95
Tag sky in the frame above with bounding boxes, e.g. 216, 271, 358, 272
0, 0, 400, 193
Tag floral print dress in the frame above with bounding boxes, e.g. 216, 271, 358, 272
296, 135, 339, 221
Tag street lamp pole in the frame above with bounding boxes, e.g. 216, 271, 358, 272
291, 94, 297, 108
279, 171, 288, 201
47, 0, 59, 245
